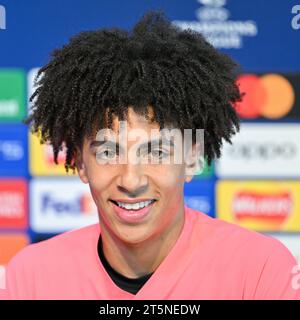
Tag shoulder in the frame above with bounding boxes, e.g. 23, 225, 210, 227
186, 206, 296, 263
186, 206, 300, 298
4, 224, 100, 299
7, 223, 100, 269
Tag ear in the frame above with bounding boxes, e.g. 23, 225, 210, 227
184, 142, 204, 183
75, 147, 89, 184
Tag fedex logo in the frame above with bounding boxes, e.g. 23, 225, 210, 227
41, 194, 95, 215
30, 178, 99, 233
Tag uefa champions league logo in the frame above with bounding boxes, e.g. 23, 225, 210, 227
173, 0, 258, 49
197, 0, 226, 6
0, 5, 6, 30
196, 0, 229, 21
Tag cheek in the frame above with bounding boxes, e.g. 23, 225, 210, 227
152, 165, 185, 195
85, 168, 113, 204
84, 156, 115, 188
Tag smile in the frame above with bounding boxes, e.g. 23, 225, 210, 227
110, 199, 156, 210
109, 199, 157, 223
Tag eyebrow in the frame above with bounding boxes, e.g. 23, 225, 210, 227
89, 138, 175, 151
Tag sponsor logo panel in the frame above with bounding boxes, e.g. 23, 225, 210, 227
0, 179, 28, 229
30, 178, 99, 233
267, 234, 300, 263
0, 124, 28, 176
173, 0, 258, 49
0, 69, 25, 122
216, 181, 300, 232
235, 73, 299, 120
29, 132, 73, 176
0, 234, 29, 265
184, 179, 215, 217
216, 123, 300, 178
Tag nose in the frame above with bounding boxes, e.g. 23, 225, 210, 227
117, 163, 148, 197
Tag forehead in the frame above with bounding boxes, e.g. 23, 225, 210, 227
86, 105, 179, 146
110, 106, 158, 132
90, 106, 160, 138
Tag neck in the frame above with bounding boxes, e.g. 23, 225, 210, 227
100, 205, 185, 279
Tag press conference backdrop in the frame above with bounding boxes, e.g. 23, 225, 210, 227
1, 0, 300, 274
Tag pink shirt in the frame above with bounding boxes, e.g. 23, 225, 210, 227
1, 205, 299, 300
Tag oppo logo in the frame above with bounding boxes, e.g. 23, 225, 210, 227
228, 143, 297, 160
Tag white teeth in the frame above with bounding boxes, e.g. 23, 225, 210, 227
116, 200, 154, 210
132, 203, 140, 210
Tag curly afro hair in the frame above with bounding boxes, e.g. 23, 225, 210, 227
24, 9, 242, 174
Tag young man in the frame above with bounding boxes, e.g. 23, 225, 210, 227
1, 10, 299, 300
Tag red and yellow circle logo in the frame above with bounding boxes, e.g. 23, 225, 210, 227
235, 74, 295, 119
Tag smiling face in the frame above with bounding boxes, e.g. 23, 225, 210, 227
76, 106, 195, 246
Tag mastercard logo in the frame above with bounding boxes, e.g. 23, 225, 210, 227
235, 74, 295, 119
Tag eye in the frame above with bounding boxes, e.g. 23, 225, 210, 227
96, 148, 117, 160
150, 149, 169, 159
